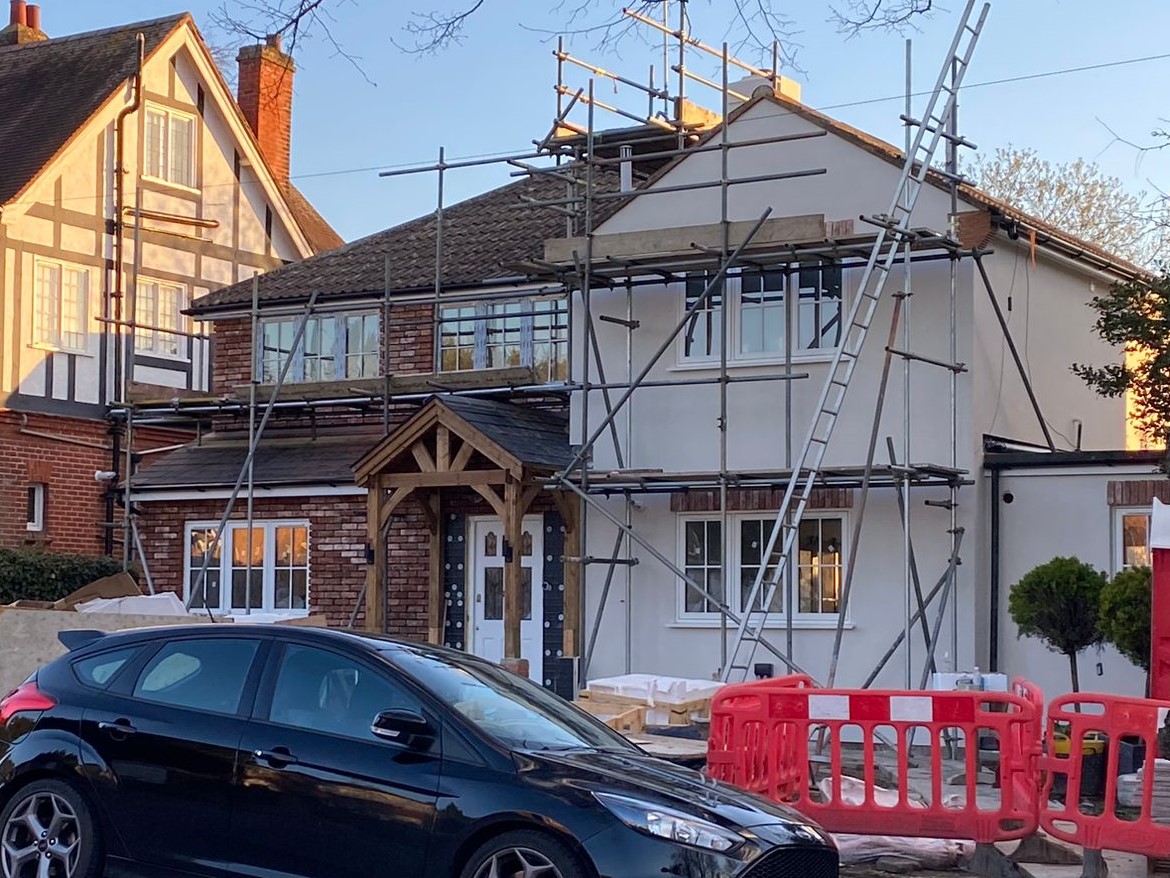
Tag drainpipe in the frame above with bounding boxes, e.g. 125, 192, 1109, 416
109, 33, 144, 556
989, 468, 1001, 672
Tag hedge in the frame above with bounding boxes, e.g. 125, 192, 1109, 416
0, 548, 130, 605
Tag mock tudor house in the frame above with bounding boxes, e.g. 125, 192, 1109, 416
0, 4, 339, 556
129, 77, 1159, 700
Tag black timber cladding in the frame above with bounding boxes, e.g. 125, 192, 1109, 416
442, 511, 467, 651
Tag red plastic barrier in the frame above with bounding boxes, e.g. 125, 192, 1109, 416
1040, 693, 1170, 858
708, 676, 1042, 844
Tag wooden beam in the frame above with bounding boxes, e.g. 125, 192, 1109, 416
520, 484, 543, 516
436, 426, 451, 471
450, 440, 475, 473
437, 409, 522, 475
380, 469, 507, 490
559, 493, 582, 658
503, 477, 523, 661
426, 492, 444, 645
417, 489, 440, 533
472, 484, 507, 520
378, 485, 416, 531
411, 441, 436, 472
365, 488, 387, 634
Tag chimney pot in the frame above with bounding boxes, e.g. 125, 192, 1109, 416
25, 3, 38, 30
9, 0, 25, 27
265, 33, 281, 51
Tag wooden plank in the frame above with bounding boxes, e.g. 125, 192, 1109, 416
503, 478, 523, 660
558, 492, 582, 657
380, 469, 507, 490
388, 366, 539, 395
472, 484, 507, 519
378, 485, 416, 530
543, 214, 826, 264
450, 440, 475, 473
411, 441, 436, 472
365, 488, 386, 633
436, 426, 450, 471
426, 493, 444, 645
233, 376, 385, 402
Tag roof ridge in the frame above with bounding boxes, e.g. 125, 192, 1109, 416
0, 13, 186, 54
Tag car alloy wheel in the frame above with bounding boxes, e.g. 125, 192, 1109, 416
1, 791, 82, 878
472, 846, 562, 878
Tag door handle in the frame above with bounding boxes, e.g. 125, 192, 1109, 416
253, 748, 299, 767
98, 720, 137, 737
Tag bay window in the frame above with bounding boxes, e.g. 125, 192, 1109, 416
186, 521, 309, 615
678, 512, 846, 621
437, 295, 568, 382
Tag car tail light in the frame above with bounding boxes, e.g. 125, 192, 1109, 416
0, 682, 56, 724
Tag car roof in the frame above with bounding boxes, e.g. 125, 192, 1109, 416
60, 623, 479, 667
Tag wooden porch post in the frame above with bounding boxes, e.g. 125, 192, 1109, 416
558, 494, 582, 659
502, 477, 524, 671
425, 491, 444, 645
365, 486, 386, 633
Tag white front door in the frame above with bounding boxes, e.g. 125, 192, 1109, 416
470, 516, 543, 683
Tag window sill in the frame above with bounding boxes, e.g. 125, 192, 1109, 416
142, 175, 201, 197
669, 352, 840, 372
29, 343, 91, 357
668, 618, 854, 630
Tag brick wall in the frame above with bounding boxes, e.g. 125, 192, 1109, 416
211, 317, 251, 395
0, 412, 188, 555
137, 494, 372, 629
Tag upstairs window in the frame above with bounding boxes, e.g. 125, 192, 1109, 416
258, 312, 380, 384
679, 260, 845, 363
34, 260, 89, 352
135, 279, 187, 358
145, 105, 196, 188
438, 296, 568, 382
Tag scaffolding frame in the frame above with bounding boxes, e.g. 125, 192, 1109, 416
112, 0, 1062, 692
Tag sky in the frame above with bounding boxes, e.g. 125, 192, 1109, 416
48, 1, 1170, 243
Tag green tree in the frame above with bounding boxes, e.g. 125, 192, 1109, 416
1071, 274, 1170, 449
1008, 556, 1107, 693
1099, 566, 1152, 672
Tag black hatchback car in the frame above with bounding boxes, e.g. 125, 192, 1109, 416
0, 625, 836, 878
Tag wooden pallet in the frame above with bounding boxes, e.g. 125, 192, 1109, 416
578, 689, 712, 726
575, 698, 647, 734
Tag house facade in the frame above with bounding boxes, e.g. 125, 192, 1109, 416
129, 82, 1155, 700
0, 6, 339, 556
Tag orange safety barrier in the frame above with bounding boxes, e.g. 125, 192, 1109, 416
707, 676, 1043, 844
1040, 693, 1170, 859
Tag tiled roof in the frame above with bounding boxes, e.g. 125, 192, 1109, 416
280, 180, 344, 253
191, 167, 622, 313
131, 434, 378, 490
440, 396, 572, 471
0, 14, 186, 206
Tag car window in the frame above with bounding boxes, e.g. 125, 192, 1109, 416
73, 647, 141, 690
268, 645, 421, 742
132, 638, 259, 715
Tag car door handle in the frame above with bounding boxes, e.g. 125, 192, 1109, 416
253, 748, 299, 767
98, 720, 137, 737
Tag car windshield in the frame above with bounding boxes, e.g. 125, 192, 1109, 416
391, 650, 637, 753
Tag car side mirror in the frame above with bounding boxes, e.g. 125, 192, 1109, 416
372, 708, 433, 748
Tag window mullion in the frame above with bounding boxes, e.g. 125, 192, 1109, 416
474, 304, 488, 370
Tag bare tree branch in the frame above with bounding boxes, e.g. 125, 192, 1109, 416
829, 0, 935, 35
392, 0, 487, 54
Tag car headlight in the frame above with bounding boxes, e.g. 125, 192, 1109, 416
593, 792, 744, 853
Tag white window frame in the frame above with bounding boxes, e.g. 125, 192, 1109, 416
33, 258, 90, 353
134, 278, 188, 359
184, 520, 311, 616
143, 103, 198, 190
436, 295, 569, 383
26, 484, 45, 532
1113, 507, 1152, 573
676, 261, 848, 367
256, 311, 381, 384
676, 510, 849, 627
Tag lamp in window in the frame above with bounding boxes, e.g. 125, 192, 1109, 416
825, 537, 840, 559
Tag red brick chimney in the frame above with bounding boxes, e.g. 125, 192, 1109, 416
237, 34, 295, 183
0, 1, 48, 45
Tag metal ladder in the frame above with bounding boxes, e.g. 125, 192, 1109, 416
720, 0, 990, 683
